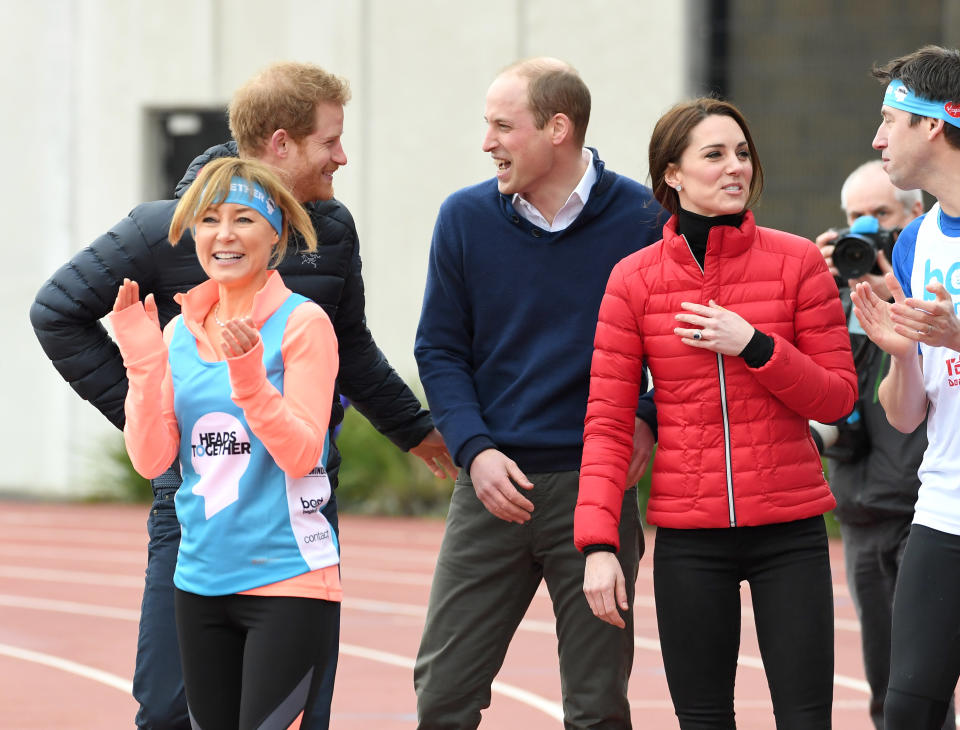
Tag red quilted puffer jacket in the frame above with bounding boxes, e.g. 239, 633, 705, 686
575, 212, 857, 549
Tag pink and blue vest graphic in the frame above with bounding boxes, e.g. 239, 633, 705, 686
170, 293, 339, 595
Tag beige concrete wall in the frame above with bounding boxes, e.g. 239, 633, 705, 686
6, 0, 687, 496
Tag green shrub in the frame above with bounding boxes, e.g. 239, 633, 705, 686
334, 408, 453, 516
85, 412, 454, 514
86, 433, 153, 503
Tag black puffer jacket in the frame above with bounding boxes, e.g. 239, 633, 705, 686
30, 142, 433, 484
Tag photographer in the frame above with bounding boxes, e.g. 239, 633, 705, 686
814, 160, 950, 730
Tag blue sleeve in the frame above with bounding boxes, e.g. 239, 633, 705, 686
892, 214, 923, 298
414, 205, 492, 468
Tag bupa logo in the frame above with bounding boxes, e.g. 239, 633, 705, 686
300, 496, 326, 515
923, 259, 960, 313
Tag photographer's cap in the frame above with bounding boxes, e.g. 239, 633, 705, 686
884, 79, 960, 128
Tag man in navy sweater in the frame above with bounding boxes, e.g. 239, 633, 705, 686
413, 57, 665, 729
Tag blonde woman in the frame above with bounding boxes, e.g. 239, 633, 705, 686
112, 157, 339, 729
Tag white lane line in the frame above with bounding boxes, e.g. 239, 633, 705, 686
738, 602, 860, 632
345, 545, 442, 564
735, 652, 870, 694
349, 591, 859, 632
0, 555, 859, 634
628, 698, 870, 710
0, 594, 565, 720
2, 525, 144, 545
0, 592, 876, 696
0, 544, 144, 564
0, 565, 143, 587
346, 569, 433, 586
0, 642, 132, 694
339, 643, 563, 720
0, 594, 140, 621
345, 597, 871, 695
0, 582, 870, 700
0, 511, 137, 527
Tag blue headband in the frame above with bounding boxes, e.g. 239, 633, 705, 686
218, 177, 284, 235
883, 79, 960, 129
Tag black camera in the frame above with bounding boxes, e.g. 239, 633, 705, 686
831, 215, 900, 280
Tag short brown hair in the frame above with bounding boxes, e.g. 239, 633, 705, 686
873, 45, 960, 151
504, 58, 591, 147
648, 97, 764, 216
229, 62, 351, 157
169, 157, 316, 266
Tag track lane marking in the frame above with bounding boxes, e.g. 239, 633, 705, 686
339, 643, 564, 720
344, 597, 872, 694
0, 642, 132, 693
0, 565, 143, 587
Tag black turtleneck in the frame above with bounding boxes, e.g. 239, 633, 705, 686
675, 207, 773, 368
676, 207, 744, 271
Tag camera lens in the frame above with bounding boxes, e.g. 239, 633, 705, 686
833, 234, 878, 280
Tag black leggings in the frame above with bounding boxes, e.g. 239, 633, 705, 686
884, 524, 960, 729
653, 516, 834, 729
174, 589, 339, 730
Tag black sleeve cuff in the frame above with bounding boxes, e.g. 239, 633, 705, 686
582, 544, 618, 556
738, 329, 774, 368
636, 389, 658, 442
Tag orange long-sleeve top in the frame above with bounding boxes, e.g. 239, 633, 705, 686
111, 270, 342, 600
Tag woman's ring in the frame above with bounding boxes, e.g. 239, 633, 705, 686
693, 331, 702, 341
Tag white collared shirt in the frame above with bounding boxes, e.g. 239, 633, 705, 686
512, 148, 596, 232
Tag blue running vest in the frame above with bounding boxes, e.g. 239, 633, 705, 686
170, 293, 340, 595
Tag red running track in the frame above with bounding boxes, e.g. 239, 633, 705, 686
0, 500, 952, 729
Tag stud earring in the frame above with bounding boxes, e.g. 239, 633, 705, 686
676, 184, 682, 192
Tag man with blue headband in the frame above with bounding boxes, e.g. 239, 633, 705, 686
850, 45, 960, 729
813, 161, 954, 730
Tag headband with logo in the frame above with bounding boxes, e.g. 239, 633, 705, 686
217, 177, 284, 235
884, 79, 960, 129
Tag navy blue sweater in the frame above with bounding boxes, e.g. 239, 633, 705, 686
415, 150, 665, 473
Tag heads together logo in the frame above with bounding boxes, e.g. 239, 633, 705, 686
190, 412, 252, 519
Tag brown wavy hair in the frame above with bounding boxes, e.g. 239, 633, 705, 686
648, 97, 764, 216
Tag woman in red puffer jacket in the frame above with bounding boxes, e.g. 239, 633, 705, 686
574, 98, 857, 729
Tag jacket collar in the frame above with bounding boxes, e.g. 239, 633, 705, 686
663, 209, 756, 262
173, 270, 291, 336
498, 147, 611, 236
